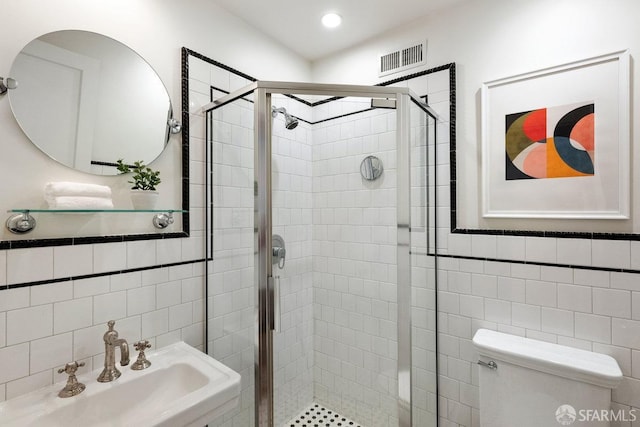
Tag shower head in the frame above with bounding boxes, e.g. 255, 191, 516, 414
271, 106, 299, 130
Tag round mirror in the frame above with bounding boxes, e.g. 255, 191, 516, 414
360, 155, 384, 181
9, 30, 173, 175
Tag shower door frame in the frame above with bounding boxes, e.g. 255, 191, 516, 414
203, 81, 437, 427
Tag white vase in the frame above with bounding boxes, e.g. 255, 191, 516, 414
130, 190, 159, 210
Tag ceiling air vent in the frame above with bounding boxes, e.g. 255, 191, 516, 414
378, 41, 426, 77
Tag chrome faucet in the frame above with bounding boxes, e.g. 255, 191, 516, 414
97, 320, 130, 382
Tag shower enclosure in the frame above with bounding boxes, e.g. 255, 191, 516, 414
203, 81, 438, 427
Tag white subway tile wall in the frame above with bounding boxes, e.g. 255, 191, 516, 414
312, 105, 401, 427
15, 50, 628, 427
0, 261, 205, 401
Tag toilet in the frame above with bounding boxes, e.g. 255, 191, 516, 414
473, 329, 623, 427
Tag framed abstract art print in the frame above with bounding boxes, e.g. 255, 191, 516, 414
481, 50, 630, 219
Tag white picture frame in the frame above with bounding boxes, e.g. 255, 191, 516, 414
481, 50, 630, 219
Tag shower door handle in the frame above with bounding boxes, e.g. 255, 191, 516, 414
273, 247, 286, 269
272, 234, 286, 269
269, 275, 281, 333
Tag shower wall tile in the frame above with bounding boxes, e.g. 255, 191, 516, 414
54, 297, 92, 334
6, 305, 53, 345
312, 107, 406, 427
30, 281, 72, 306
495, 235, 525, 261
188, 56, 211, 84
5, 370, 51, 401
210, 65, 230, 92
575, 268, 610, 288
470, 235, 496, 259
0, 344, 29, 384
73, 276, 110, 298
0, 313, 5, 348
557, 283, 592, 313
7, 247, 53, 284
525, 237, 557, 264
156, 238, 182, 265
29, 332, 72, 373
0, 251, 6, 286
612, 319, 640, 350
142, 267, 169, 286
592, 240, 631, 269
0, 288, 29, 312
92, 242, 127, 274
593, 288, 632, 319
53, 245, 93, 278
125, 240, 157, 269
557, 238, 592, 266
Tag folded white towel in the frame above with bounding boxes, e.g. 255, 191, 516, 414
44, 182, 112, 199
47, 196, 114, 210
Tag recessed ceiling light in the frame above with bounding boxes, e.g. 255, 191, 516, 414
321, 13, 342, 28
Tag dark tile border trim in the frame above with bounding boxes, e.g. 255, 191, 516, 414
208, 85, 313, 127
448, 227, 640, 240
3, 231, 188, 250
181, 47, 191, 235
194, 51, 455, 127
209, 84, 379, 126
436, 252, 640, 275
0, 257, 209, 291
183, 48, 256, 82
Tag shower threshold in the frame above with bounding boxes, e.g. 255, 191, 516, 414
285, 403, 362, 427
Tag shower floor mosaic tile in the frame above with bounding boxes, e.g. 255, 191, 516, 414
286, 403, 362, 427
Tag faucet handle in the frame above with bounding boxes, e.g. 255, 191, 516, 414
57, 361, 86, 398
131, 340, 152, 370
57, 361, 85, 375
134, 340, 151, 351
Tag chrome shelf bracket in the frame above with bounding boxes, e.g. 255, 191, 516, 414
6, 211, 36, 234
152, 212, 174, 229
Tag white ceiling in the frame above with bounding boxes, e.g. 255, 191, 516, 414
211, 0, 465, 61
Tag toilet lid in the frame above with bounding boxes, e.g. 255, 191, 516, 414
473, 329, 623, 388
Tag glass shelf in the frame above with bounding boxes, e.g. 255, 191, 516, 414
6, 209, 187, 234
9, 209, 187, 213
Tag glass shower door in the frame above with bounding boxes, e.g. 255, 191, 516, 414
409, 98, 438, 427
207, 82, 438, 427
269, 93, 314, 426
268, 89, 404, 427
206, 87, 257, 427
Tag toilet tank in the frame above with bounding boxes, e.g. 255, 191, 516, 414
473, 329, 623, 427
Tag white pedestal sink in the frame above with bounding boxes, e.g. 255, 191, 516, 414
0, 341, 241, 427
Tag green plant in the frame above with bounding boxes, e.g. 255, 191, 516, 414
116, 159, 161, 191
